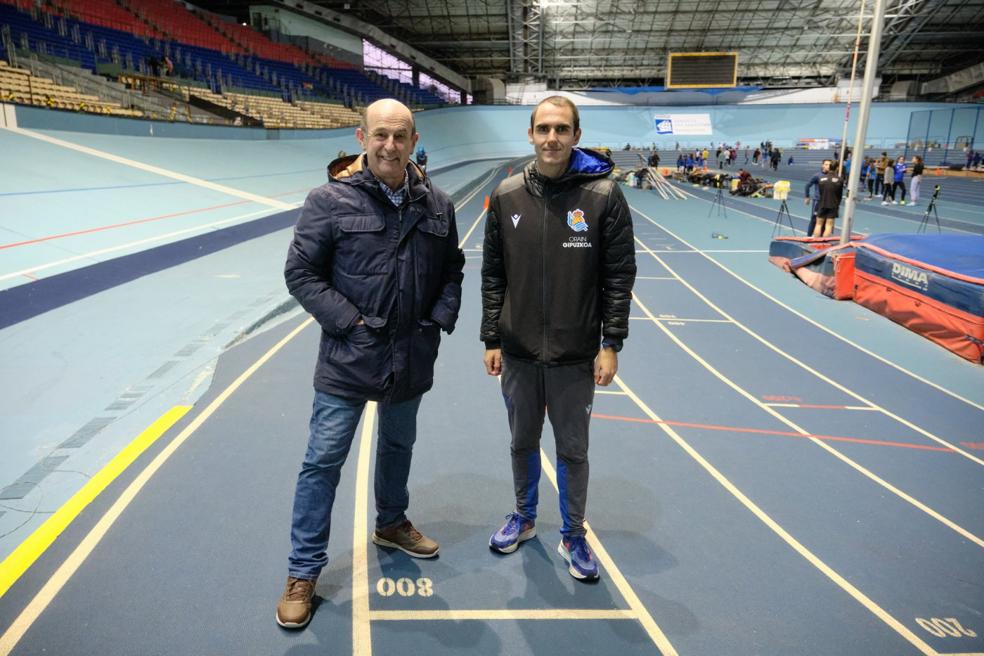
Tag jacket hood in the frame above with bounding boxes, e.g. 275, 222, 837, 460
524, 147, 614, 195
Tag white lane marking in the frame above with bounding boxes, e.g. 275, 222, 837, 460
629, 204, 984, 416
0, 208, 274, 283
613, 374, 942, 656
352, 402, 376, 656
1, 126, 294, 209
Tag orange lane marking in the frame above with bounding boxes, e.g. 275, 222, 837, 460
591, 413, 954, 453
0, 186, 308, 251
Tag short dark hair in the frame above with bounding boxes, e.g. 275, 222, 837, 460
530, 96, 580, 132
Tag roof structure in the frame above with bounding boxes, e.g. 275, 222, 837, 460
193, 0, 984, 90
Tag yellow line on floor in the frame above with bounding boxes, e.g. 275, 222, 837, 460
538, 449, 678, 656
629, 203, 984, 416
1, 126, 295, 210
630, 280, 983, 550
352, 402, 377, 656
0, 405, 191, 601
369, 609, 637, 621
0, 316, 314, 656
613, 375, 941, 656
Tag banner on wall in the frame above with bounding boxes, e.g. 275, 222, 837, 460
653, 113, 712, 135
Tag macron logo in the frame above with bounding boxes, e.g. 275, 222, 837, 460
891, 262, 929, 291
511, 214, 521, 228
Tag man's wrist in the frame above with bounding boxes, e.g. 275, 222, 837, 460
601, 338, 623, 353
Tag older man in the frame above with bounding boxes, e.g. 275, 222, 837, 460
278, 99, 464, 629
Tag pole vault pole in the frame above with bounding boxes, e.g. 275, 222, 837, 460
837, 0, 867, 174
840, 0, 887, 245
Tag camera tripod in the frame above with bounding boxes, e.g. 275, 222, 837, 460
917, 192, 941, 234
772, 198, 795, 237
708, 184, 728, 218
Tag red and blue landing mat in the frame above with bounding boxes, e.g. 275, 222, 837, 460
853, 234, 984, 364
768, 235, 866, 300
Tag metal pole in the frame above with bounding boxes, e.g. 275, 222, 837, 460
840, 0, 887, 245
838, 0, 866, 174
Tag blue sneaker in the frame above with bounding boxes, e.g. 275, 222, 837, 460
489, 512, 536, 554
558, 536, 600, 580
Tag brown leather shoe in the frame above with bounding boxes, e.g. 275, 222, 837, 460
371, 520, 439, 558
276, 577, 315, 629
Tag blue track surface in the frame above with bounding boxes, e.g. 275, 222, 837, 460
0, 136, 981, 656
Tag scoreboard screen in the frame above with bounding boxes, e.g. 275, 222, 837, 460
667, 52, 738, 88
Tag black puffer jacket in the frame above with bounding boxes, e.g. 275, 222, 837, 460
285, 154, 465, 401
481, 148, 635, 364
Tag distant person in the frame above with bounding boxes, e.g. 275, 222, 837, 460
806, 159, 843, 237
648, 150, 660, 167
874, 152, 888, 198
892, 155, 907, 205
909, 155, 924, 206
416, 146, 428, 171
881, 157, 896, 205
804, 160, 829, 236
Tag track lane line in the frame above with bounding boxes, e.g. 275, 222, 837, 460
369, 609, 636, 621
537, 447, 678, 655
631, 210, 984, 465
629, 203, 984, 414
352, 402, 377, 656
0, 126, 295, 210
0, 405, 191, 600
630, 281, 984, 549
612, 373, 942, 656
0, 316, 315, 655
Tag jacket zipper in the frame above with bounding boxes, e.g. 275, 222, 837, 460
541, 189, 549, 361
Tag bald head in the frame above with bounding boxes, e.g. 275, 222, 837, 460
360, 99, 415, 135
356, 98, 419, 190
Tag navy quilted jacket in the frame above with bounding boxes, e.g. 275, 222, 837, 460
285, 154, 465, 401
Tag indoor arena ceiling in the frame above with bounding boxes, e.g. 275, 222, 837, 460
195, 0, 984, 88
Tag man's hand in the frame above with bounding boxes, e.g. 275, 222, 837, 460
594, 348, 618, 386
484, 348, 502, 376
803, 197, 810, 205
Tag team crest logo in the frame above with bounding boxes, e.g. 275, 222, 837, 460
567, 209, 589, 232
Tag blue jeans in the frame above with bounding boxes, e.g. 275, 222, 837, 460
288, 390, 423, 581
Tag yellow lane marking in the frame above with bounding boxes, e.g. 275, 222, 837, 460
370, 609, 637, 621
0, 405, 191, 600
0, 317, 315, 656
538, 448, 678, 656
629, 203, 984, 414
352, 402, 377, 656
1, 126, 295, 210
630, 284, 984, 550
613, 375, 941, 656
631, 224, 984, 467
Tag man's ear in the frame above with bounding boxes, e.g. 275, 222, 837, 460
573, 128, 582, 146
528, 127, 534, 145
355, 127, 366, 148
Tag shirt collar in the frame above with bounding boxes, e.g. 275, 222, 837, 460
366, 163, 409, 206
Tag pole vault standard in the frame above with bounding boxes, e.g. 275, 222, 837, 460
840, 0, 887, 245
836, 0, 867, 175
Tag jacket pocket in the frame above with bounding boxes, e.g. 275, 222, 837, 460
320, 323, 392, 394
408, 319, 441, 389
335, 214, 390, 275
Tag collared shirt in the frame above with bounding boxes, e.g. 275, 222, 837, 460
368, 165, 409, 207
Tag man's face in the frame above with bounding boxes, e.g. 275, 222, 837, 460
822, 160, 831, 173
528, 103, 581, 177
357, 101, 419, 189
